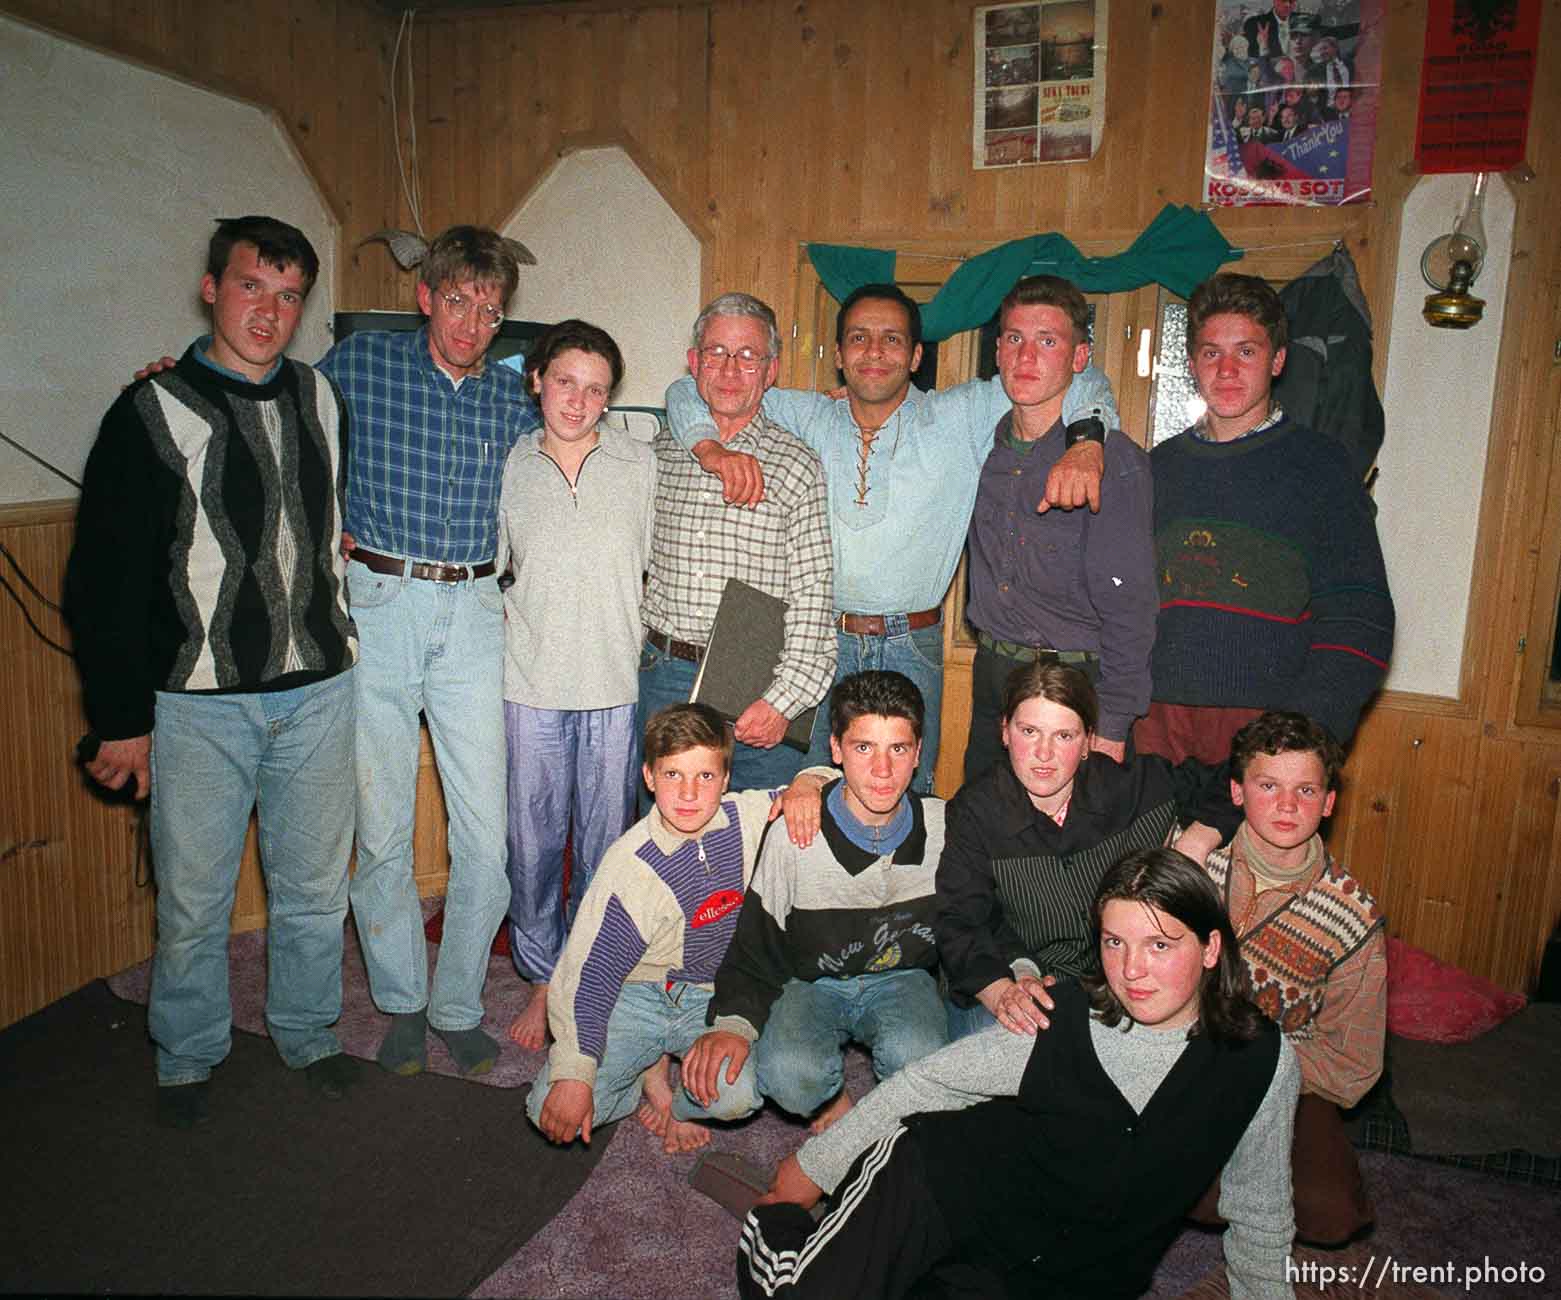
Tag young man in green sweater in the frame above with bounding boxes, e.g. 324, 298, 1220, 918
1135, 273, 1394, 766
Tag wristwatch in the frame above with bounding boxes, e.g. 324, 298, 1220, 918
1063, 414, 1106, 448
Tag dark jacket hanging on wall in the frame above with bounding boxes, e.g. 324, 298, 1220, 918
1273, 247, 1385, 482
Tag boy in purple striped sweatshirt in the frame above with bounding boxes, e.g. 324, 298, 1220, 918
527, 703, 822, 1153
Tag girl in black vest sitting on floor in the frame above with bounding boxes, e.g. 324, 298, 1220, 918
738, 847, 1300, 1300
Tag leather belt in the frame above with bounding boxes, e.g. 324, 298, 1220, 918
352, 547, 496, 584
975, 629, 1097, 667
836, 608, 942, 636
645, 627, 704, 663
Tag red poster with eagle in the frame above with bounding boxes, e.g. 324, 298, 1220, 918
1415, 0, 1542, 172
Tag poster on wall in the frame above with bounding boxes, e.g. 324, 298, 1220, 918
1204, 0, 1381, 206
1415, 0, 1542, 173
973, 1, 1107, 169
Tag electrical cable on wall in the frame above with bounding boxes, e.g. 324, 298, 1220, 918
0, 428, 76, 657
390, 9, 426, 239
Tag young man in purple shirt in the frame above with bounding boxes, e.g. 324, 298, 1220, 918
963, 274, 1157, 783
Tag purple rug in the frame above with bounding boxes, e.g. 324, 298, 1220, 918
109, 918, 1561, 1299
107, 900, 550, 1090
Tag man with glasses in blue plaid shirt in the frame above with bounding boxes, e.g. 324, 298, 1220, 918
318, 226, 537, 1078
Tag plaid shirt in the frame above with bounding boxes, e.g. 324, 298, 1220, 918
319, 327, 538, 564
642, 413, 835, 719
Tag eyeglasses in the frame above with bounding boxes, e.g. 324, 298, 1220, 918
697, 344, 771, 372
439, 291, 504, 330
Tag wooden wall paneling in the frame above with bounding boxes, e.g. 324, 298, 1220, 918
1511, 283, 1561, 727
1326, 704, 1403, 894
477, 15, 510, 227
1388, 716, 1484, 960
416, 18, 455, 232
412, 726, 454, 895
0, 509, 156, 1028
674, 4, 713, 256
454, 16, 487, 225
1460, 738, 1561, 990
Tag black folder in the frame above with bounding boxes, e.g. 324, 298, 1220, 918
689, 578, 818, 752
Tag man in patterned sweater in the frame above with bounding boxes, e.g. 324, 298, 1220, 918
528, 704, 827, 1154
683, 672, 947, 1134
68, 216, 358, 1128
1193, 710, 1385, 1245
1135, 273, 1394, 766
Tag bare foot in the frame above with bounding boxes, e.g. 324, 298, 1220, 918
635, 1056, 674, 1137
635, 1055, 712, 1152
507, 983, 549, 1050
808, 1088, 854, 1136
661, 1115, 712, 1153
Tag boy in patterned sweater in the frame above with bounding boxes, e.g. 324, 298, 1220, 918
1193, 710, 1385, 1245
528, 703, 824, 1154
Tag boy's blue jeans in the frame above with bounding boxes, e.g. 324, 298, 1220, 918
753, 970, 947, 1118
526, 981, 761, 1130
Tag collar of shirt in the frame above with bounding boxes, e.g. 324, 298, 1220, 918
647, 799, 734, 856
194, 334, 282, 386
1233, 821, 1324, 896
825, 781, 913, 858
522, 423, 641, 466
817, 779, 927, 873
991, 756, 1108, 838
1190, 402, 1285, 444
715, 411, 772, 455
994, 409, 1064, 455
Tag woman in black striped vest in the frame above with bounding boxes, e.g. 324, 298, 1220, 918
938, 663, 1241, 1039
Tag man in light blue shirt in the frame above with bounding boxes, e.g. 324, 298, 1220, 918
665, 284, 1116, 793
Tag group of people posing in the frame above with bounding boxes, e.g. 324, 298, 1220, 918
68, 210, 1394, 1298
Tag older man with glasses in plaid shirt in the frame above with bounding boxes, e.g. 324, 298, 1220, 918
318, 226, 538, 1079
638, 293, 836, 793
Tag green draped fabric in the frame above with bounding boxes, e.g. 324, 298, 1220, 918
806, 204, 1241, 343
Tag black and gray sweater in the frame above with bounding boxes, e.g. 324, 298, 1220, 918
708, 783, 945, 1041
66, 345, 356, 739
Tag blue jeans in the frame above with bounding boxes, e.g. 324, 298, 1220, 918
347, 560, 510, 1031
945, 998, 998, 1041
504, 701, 638, 984
637, 639, 809, 802
753, 970, 947, 1118
525, 981, 760, 1129
148, 672, 355, 1085
803, 621, 944, 795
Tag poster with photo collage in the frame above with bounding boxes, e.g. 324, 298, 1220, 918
1205, 0, 1381, 206
974, 1, 1107, 169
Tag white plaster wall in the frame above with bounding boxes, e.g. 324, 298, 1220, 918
0, 16, 336, 504
502, 147, 701, 411
1375, 172, 1515, 698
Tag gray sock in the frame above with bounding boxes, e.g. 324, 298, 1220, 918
306, 1051, 360, 1100
155, 1081, 211, 1130
432, 1024, 499, 1076
377, 1010, 428, 1075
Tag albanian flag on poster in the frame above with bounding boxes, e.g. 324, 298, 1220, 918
1204, 0, 1379, 207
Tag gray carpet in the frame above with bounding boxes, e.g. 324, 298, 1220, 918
1386, 1006, 1561, 1156
0, 980, 610, 1297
